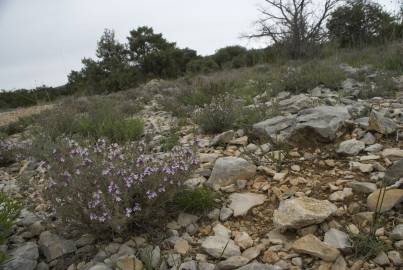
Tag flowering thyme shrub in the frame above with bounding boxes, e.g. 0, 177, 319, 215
43, 138, 198, 235
0, 192, 21, 263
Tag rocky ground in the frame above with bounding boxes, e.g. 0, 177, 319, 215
1, 68, 403, 270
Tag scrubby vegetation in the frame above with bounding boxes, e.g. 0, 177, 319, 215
35, 96, 144, 143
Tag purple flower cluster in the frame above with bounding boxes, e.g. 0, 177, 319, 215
44, 138, 198, 232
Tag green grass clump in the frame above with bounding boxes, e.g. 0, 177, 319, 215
37, 97, 144, 143
174, 186, 217, 214
350, 233, 388, 259
0, 193, 21, 263
160, 129, 180, 152
75, 117, 144, 143
272, 60, 346, 94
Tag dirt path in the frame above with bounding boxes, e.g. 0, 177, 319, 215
0, 104, 54, 127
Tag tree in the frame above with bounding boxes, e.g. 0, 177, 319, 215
68, 29, 138, 94
247, 0, 340, 58
127, 26, 197, 78
327, 0, 401, 47
213, 46, 248, 68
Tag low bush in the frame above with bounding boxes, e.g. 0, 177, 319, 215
186, 58, 220, 74
194, 94, 240, 134
0, 193, 21, 263
75, 117, 144, 143
41, 138, 198, 235
174, 186, 217, 214
272, 61, 346, 94
356, 73, 398, 99
37, 98, 144, 143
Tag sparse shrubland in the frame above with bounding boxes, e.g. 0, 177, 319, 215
1, 1, 403, 267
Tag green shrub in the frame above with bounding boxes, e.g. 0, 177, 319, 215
37, 98, 144, 143
194, 94, 240, 134
382, 46, 403, 72
160, 129, 180, 152
0, 193, 21, 263
178, 88, 211, 107
75, 117, 144, 143
272, 61, 346, 93
174, 186, 217, 214
41, 138, 197, 235
186, 58, 220, 74
356, 73, 398, 99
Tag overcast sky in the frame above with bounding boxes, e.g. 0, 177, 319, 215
0, 0, 400, 90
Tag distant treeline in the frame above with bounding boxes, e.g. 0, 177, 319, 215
1, 0, 402, 110
0, 85, 72, 110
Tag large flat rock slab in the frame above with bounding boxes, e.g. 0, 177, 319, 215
273, 197, 337, 229
228, 193, 266, 217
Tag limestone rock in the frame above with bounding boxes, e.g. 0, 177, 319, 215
216, 256, 249, 270
252, 115, 297, 142
382, 148, 403, 161
347, 181, 377, 194
237, 262, 281, 270
201, 236, 241, 259
336, 139, 365, 155
368, 110, 397, 135
234, 232, 254, 250
210, 130, 235, 147
329, 188, 353, 202
179, 260, 198, 270
292, 106, 351, 143
384, 159, 403, 185
292, 234, 340, 262
207, 157, 256, 190
178, 213, 198, 227
220, 207, 234, 221
273, 197, 337, 229
367, 189, 403, 212
242, 246, 263, 261
174, 239, 190, 255
38, 231, 76, 262
228, 193, 266, 217
213, 223, 231, 239
390, 224, 403, 240
324, 229, 351, 252
2, 242, 39, 270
